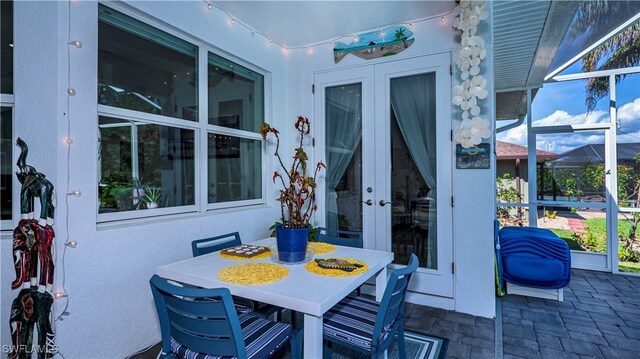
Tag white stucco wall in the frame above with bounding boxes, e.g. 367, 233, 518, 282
1, 2, 495, 357
1, 1, 285, 357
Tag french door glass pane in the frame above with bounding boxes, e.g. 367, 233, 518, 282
616, 72, 640, 273
390, 73, 437, 269
325, 83, 362, 232
207, 135, 262, 203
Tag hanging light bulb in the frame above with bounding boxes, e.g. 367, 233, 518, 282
441, 16, 446, 23
64, 138, 73, 145
329, 42, 334, 48
207, 2, 213, 9
230, 18, 235, 25
53, 292, 65, 300
251, 31, 255, 37
67, 88, 76, 96
353, 35, 359, 42
65, 240, 78, 248
307, 48, 312, 55
67, 40, 82, 48
269, 40, 273, 46
408, 23, 413, 29
67, 189, 82, 197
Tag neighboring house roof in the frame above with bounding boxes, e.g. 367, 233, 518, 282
496, 141, 561, 161
551, 143, 640, 165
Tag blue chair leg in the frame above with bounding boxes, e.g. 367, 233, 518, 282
397, 321, 407, 359
323, 340, 333, 359
290, 330, 301, 359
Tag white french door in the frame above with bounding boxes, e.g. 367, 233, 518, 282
314, 53, 454, 298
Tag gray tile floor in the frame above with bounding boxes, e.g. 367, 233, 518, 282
132, 269, 639, 358
500, 269, 640, 359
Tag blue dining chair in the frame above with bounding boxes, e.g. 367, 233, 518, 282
150, 275, 299, 359
322, 254, 419, 359
191, 232, 242, 257
317, 227, 364, 248
191, 232, 283, 320
317, 227, 365, 295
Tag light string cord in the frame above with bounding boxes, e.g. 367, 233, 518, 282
54, 0, 74, 325
202, 0, 453, 51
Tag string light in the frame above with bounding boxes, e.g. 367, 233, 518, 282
67, 40, 82, 48
64, 138, 73, 144
66, 87, 76, 96
65, 240, 78, 248
196, 0, 450, 54
66, 189, 81, 197
307, 48, 312, 55
53, 292, 66, 300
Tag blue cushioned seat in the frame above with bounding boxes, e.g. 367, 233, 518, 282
497, 224, 571, 290
170, 313, 293, 359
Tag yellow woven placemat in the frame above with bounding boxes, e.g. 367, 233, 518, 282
309, 242, 336, 255
305, 258, 368, 277
218, 263, 288, 285
220, 251, 271, 260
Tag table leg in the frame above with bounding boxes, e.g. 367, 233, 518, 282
375, 266, 388, 301
304, 313, 323, 358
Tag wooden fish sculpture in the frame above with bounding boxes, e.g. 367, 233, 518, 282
315, 258, 363, 272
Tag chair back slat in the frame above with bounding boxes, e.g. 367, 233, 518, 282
150, 275, 246, 357
373, 254, 418, 350
192, 232, 242, 256
317, 227, 363, 248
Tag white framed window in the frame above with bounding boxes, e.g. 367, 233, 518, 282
1, 0, 14, 230
97, 4, 266, 222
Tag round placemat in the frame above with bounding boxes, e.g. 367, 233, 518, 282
309, 242, 336, 255
217, 263, 289, 285
305, 258, 368, 277
220, 251, 271, 260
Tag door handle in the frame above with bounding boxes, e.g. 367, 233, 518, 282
362, 199, 373, 206
379, 200, 391, 207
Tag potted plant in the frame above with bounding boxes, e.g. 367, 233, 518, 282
261, 116, 325, 262
143, 186, 163, 209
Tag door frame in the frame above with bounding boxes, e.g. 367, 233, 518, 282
313, 52, 455, 299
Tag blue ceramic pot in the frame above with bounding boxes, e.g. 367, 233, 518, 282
275, 225, 309, 262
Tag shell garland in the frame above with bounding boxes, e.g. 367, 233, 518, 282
452, 0, 491, 148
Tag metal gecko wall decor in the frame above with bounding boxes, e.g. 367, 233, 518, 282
9, 138, 57, 359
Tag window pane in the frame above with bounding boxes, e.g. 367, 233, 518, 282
532, 78, 609, 127
536, 131, 606, 203
537, 206, 608, 254
208, 53, 264, 132
98, 6, 197, 120
1, 107, 12, 220
98, 116, 195, 213
1, 0, 12, 94
207, 134, 261, 203
616, 72, 640, 273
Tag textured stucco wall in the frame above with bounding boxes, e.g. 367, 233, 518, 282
1, 1, 285, 357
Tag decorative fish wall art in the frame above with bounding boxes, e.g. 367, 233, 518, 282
333, 25, 414, 63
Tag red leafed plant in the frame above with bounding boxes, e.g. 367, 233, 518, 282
261, 116, 326, 229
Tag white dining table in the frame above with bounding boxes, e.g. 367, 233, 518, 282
155, 237, 394, 358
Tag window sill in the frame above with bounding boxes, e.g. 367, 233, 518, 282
97, 203, 271, 231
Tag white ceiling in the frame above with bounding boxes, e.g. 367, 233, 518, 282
215, 1, 455, 47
